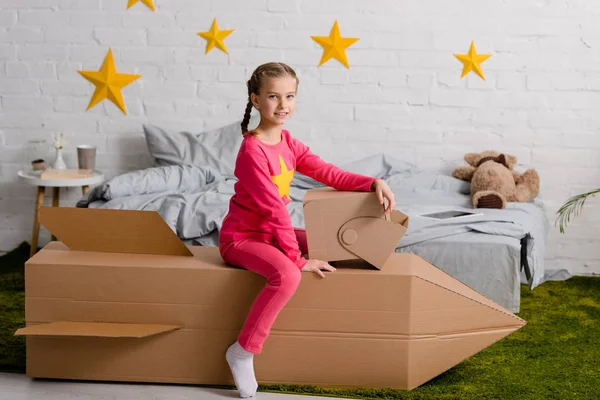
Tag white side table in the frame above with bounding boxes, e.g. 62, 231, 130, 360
18, 169, 105, 257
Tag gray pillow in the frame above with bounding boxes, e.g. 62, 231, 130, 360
143, 115, 258, 178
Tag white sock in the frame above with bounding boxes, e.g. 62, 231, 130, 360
226, 341, 258, 398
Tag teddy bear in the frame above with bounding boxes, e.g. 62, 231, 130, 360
451, 150, 540, 209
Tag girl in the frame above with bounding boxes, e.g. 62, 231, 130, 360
219, 62, 395, 398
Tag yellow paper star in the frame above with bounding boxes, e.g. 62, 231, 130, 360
78, 48, 141, 115
454, 41, 492, 80
311, 20, 359, 68
126, 0, 155, 11
197, 18, 235, 54
271, 154, 294, 200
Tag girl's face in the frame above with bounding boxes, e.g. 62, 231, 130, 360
251, 75, 297, 127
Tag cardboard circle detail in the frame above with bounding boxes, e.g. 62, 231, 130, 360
341, 229, 358, 245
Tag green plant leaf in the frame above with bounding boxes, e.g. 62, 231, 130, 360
556, 188, 600, 233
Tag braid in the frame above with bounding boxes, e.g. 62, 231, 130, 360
240, 99, 253, 135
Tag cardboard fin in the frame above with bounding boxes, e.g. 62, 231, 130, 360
39, 207, 193, 257
338, 211, 408, 269
15, 321, 181, 338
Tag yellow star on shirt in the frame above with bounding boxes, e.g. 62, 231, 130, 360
454, 41, 492, 80
126, 0, 155, 11
311, 20, 359, 68
197, 18, 235, 54
271, 154, 294, 200
78, 48, 141, 115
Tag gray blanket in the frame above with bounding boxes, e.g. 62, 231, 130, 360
78, 153, 550, 290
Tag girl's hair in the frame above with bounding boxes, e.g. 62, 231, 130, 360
241, 62, 299, 135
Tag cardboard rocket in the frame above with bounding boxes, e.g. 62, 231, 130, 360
15, 188, 526, 390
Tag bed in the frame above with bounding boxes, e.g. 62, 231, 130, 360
77, 119, 552, 313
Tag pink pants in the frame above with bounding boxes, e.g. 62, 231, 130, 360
219, 229, 307, 354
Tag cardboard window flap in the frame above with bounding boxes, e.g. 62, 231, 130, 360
338, 210, 409, 270
39, 207, 193, 257
303, 188, 409, 268
15, 321, 181, 338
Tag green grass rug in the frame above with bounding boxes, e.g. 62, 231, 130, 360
1, 242, 599, 399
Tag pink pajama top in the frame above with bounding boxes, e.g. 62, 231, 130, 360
219, 129, 377, 269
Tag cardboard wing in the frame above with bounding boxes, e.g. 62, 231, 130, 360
303, 188, 409, 269
16, 207, 188, 342
38, 206, 193, 256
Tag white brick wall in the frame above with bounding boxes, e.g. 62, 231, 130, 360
1, 0, 599, 276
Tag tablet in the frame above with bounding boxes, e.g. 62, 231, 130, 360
419, 210, 483, 220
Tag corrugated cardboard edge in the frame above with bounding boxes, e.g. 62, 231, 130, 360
39, 207, 193, 257
15, 321, 182, 338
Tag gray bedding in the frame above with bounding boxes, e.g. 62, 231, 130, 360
78, 153, 551, 312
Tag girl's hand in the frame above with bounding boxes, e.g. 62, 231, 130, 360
372, 179, 396, 215
301, 259, 336, 278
